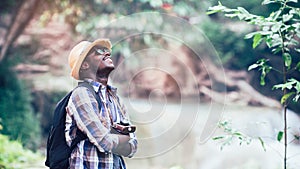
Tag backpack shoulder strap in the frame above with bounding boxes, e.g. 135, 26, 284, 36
77, 81, 101, 110
70, 81, 102, 149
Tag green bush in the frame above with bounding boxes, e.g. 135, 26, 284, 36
0, 134, 44, 169
0, 60, 41, 150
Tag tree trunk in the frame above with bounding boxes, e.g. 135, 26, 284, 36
0, 0, 40, 62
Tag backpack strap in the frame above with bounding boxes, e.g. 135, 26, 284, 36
69, 81, 102, 150
78, 81, 102, 110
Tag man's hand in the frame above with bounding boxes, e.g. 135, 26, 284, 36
112, 134, 131, 156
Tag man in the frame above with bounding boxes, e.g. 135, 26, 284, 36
66, 39, 137, 169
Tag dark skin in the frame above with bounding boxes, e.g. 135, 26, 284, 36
79, 46, 131, 156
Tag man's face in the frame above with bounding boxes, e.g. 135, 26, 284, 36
86, 45, 115, 73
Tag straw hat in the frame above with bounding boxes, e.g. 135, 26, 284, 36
68, 39, 112, 80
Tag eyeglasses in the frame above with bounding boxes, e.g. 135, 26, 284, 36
94, 48, 110, 55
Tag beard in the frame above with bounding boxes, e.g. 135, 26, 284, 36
96, 66, 115, 79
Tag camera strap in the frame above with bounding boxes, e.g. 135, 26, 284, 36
97, 87, 114, 126
107, 89, 128, 121
98, 88, 127, 126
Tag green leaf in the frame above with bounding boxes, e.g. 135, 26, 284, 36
237, 13, 246, 20
280, 92, 295, 104
248, 63, 259, 71
287, 0, 298, 3
272, 46, 282, 54
262, 0, 276, 5
245, 31, 271, 40
273, 79, 300, 91
224, 13, 239, 18
206, 10, 219, 15
260, 73, 266, 86
272, 10, 281, 20
266, 37, 273, 48
283, 14, 293, 22
237, 7, 250, 15
212, 136, 225, 140
273, 82, 292, 90
223, 8, 238, 13
245, 32, 258, 39
283, 53, 292, 69
233, 132, 242, 136
294, 94, 300, 102
277, 131, 284, 142
258, 137, 266, 151
271, 23, 282, 33
260, 31, 272, 35
270, 34, 281, 48
249, 59, 272, 86
260, 65, 271, 86
295, 79, 300, 92
207, 4, 227, 15
253, 33, 262, 48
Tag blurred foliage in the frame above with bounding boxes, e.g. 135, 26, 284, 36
169, 166, 184, 169
1, 0, 293, 73
213, 120, 266, 151
36, 0, 283, 72
208, 0, 278, 17
1, 0, 299, 155
0, 60, 41, 150
207, 0, 300, 113
0, 0, 19, 15
205, 0, 291, 70
208, 1, 300, 168
200, 20, 258, 69
32, 90, 68, 137
0, 134, 44, 169
208, 0, 300, 104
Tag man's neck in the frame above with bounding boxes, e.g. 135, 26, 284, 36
96, 76, 108, 86
95, 68, 113, 86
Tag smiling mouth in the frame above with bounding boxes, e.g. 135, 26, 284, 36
103, 56, 111, 61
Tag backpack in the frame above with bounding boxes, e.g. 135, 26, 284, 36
45, 82, 101, 169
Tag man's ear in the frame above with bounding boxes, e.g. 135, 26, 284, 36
81, 61, 89, 70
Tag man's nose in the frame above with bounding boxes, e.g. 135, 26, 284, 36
104, 51, 111, 56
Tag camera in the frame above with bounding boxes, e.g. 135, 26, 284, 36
111, 121, 136, 135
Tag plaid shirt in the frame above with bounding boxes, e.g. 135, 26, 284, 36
66, 79, 137, 169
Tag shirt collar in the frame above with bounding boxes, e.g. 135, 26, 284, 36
83, 78, 117, 94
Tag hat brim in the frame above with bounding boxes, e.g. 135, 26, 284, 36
71, 39, 112, 80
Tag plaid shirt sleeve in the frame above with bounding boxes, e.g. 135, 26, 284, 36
116, 96, 138, 158
67, 87, 119, 152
